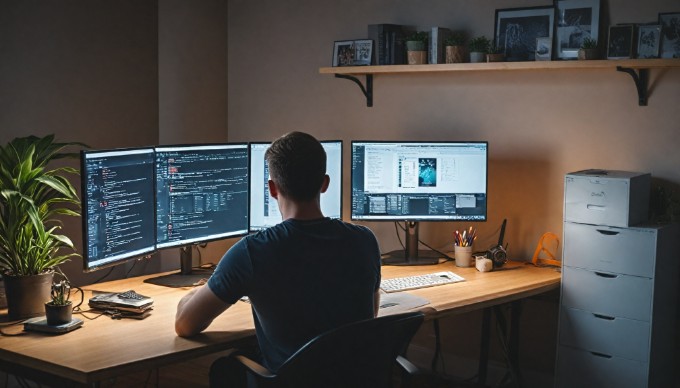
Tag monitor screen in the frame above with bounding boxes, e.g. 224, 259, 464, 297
155, 144, 250, 249
351, 141, 487, 221
81, 148, 157, 271
249, 140, 343, 231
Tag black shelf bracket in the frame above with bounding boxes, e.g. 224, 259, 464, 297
335, 74, 373, 107
616, 66, 649, 106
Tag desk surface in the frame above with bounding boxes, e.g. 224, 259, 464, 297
0, 261, 560, 385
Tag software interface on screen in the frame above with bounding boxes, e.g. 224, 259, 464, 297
249, 141, 343, 231
351, 141, 487, 221
155, 144, 250, 249
82, 148, 156, 271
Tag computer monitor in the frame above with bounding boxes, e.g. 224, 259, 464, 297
351, 141, 488, 265
152, 143, 250, 285
81, 148, 157, 272
249, 140, 343, 231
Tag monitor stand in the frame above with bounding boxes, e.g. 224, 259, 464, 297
382, 222, 442, 266
144, 245, 213, 287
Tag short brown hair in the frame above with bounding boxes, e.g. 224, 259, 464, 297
265, 132, 326, 201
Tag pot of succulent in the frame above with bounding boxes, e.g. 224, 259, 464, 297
578, 37, 599, 60
486, 41, 505, 62
45, 279, 75, 325
0, 135, 83, 320
445, 32, 467, 63
469, 36, 491, 63
405, 31, 428, 65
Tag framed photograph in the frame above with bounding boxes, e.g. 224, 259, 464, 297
554, 0, 600, 60
659, 12, 680, 58
607, 24, 634, 59
535, 37, 553, 60
332, 39, 373, 67
637, 24, 662, 58
495, 6, 555, 62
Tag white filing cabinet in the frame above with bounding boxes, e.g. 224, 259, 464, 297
555, 171, 679, 388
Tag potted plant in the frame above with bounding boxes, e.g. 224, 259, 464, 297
45, 279, 75, 325
0, 135, 83, 319
468, 36, 491, 63
405, 31, 428, 65
444, 32, 467, 63
486, 41, 505, 62
578, 37, 599, 60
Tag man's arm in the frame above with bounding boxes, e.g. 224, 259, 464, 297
175, 284, 231, 337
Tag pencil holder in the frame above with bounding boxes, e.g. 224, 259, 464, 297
454, 245, 473, 267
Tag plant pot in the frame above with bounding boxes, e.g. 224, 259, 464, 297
469, 51, 486, 63
405, 40, 425, 52
45, 301, 73, 325
445, 46, 467, 63
486, 53, 505, 62
407, 50, 427, 65
3, 271, 54, 320
578, 48, 599, 60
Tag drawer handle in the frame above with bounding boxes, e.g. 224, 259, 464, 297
590, 351, 613, 359
596, 229, 620, 236
595, 272, 618, 279
586, 204, 606, 211
593, 313, 615, 321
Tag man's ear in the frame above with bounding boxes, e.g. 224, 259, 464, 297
320, 174, 330, 194
268, 180, 279, 199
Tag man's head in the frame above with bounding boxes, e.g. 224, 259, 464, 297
265, 131, 327, 202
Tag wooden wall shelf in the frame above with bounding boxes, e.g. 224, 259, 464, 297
319, 58, 680, 107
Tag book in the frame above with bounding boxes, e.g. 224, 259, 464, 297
429, 27, 453, 64
368, 24, 405, 65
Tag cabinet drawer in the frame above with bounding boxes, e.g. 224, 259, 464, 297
564, 170, 650, 227
562, 266, 652, 321
563, 222, 656, 277
556, 345, 647, 388
559, 306, 650, 362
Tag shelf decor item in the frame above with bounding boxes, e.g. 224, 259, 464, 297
487, 42, 505, 62
332, 39, 373, 67
637, 24, 662, 59
494, 5, 555, 62
578, 37, 599, 59
607, 24, 635, 59
405, 31, 428, 65
444, 32, 467, 63
0, 135, 83, 320
535, 36, 553, 60
555, 0, 601, 60
658, 12, 680, 58
468, 36, 490, 63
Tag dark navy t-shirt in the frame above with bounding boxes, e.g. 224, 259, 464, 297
207, 218, 381, 371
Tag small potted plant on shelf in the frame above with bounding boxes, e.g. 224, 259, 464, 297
405, 31, 428, 65
486, 41, 505, 62
468, 36, 491, 63
578, 37, 599, 60
445, 32, 467, 63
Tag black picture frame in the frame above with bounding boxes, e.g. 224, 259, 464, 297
554, 0, 601, 60
495, 6, 555, 62
659, 12, 680, 59
637, 24, 662, 59
332, 39, 373, 67
607, 25, 635, 59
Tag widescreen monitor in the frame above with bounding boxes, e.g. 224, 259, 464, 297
81, 148, 156, 272
249, 140, 343, 231
351, 141, 488, 264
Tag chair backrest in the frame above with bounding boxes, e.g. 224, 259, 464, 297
271, 311, 424, 388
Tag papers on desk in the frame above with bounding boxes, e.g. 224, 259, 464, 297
377, 292, 430, 316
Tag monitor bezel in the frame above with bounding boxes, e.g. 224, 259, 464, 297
248, 140, 344, 232
153, 142, 251, 250
81, 147, 157, 273
349, 140, 488, 222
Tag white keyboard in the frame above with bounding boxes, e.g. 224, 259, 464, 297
380, 271, 465, 293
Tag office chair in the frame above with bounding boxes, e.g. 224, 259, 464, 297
232, 311, 425, 388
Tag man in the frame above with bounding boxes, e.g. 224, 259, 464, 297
175, 132, 381, 386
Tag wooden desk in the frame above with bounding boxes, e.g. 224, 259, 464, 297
0, 261, 560, 386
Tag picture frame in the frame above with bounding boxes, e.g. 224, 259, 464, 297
607, 24, 635, 59
535, 37, 553, 60
332, 39, 373, 67
637, 24, 662, 58
494, 6, 555, 62
554, 0, 600, 60
658, 12, 680, 58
